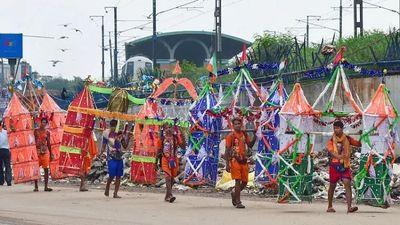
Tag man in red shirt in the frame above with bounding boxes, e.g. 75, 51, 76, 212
326, 120, 361, 213
225, 117, 256, 209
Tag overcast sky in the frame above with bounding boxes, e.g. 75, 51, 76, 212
1, 0, 399, 80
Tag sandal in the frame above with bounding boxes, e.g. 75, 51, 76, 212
169, 196, 176, 203
347, 206, 358, 213
231, 192, 237, 206
326, 208, 336, 213
113, 194, 122, 199
44, 188, 53, 192
236, 203, 245, 209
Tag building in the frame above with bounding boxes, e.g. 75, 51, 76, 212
0, 60, 32, 83
125, 31, 251, 71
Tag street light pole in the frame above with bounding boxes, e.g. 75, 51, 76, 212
152, 0, 157, 69
306, 15, 321, 48
109, 32, 113, 79
105, 7, 118, 82
339, 0, 343, 39
90, 15, 105, 82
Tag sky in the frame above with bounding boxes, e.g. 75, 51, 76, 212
1, 0, 399, 81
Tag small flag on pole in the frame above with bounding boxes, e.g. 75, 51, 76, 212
239, 43, 248, 65
207, 52, 217, 75
172, 60, 182, 75
207, 52, 218, 83
333, 47, 346, 65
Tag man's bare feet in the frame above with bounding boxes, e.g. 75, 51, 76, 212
326, 207, 336, 213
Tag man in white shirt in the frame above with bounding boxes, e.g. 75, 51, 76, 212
0, 119, 11, 186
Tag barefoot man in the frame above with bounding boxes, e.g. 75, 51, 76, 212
100, 120, 129, 198
326, 120, 361, 213
225, 117, 256, 209
157, 123, 186, 203
34, 117, 53, 192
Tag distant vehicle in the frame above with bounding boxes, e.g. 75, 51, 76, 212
121, 56, 153, 82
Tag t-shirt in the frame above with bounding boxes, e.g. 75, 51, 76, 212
225, 131, 251, 159
0, 129, 9, 149
102, 129, 122, 160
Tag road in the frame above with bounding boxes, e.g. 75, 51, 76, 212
0, 184, 398, 225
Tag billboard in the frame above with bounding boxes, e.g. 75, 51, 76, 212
0, 33, 23, 58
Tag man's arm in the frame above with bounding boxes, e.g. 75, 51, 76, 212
247, 132, 257, 149
225, 135, 232, 172
46, 132, 53, 159
177, 130, 186, 149
99, 132, 108, 157
348, 136, 362, 147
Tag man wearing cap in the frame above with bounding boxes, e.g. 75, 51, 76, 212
225, 117, 256, 209
0, 119, 11, 186
326, 120, 361, 213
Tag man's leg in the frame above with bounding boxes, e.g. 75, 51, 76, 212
113, 176, 121, 198
165, 176, 172, 200
4, 150, 11, 186
0, 151, 4, 185
104, 176, 114, 197
34, 180, 39, 191
327, 182, 337, 212
80, 174, 88, 191
234, 180, 242, 207
343, 178, 358, 213
44, 168, 52, 191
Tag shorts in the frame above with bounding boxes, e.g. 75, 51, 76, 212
230, 159, 249, 182
38, 153, 50, 169
108, 159, 124, 177
329, 164, 352, 183
161, 156, 179, 178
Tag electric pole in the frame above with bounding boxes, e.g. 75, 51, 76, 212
354, 0, 364, 37
306, 15, 321, 48
90, 15, 105, 82
339, 0, 343, 39
105, 7, 118, 82
215, 0, 222, 69
152, 0, 157, 69
109, 32, 113, 79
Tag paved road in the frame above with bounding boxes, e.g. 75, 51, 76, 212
0, 185, 398, 225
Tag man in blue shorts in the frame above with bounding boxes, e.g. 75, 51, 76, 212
100, 120, 130, 198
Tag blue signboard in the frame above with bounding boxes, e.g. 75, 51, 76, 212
0, 33, 23, 58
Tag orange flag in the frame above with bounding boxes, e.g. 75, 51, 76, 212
172, 61, 182, 75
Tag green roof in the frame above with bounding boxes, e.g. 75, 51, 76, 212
127, 30, 251, 45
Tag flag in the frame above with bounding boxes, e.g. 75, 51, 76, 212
172, 61, 182, 75
333, 47, 346, 65
207, 52, 217, 75
279, 58, 288, 71
239, 43, 248, 65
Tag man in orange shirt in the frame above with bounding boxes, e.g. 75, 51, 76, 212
34, 118, 53, 192
326, 120, 361, 213
225, 117, 256, 209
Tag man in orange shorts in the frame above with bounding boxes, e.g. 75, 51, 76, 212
34, 118, 53, 192
157, 124, 186, 203
225, 117, 256, 208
